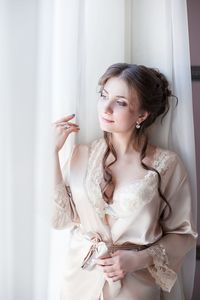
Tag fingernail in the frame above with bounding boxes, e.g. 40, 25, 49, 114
71, 113, 75, 116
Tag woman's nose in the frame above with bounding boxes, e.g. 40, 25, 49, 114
104, 102, 113, 115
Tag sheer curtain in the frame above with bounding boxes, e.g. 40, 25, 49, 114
131, 1, 197, 299
0, 1, 41, 299
0, 0, 196, 299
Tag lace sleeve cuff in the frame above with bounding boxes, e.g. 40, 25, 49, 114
147, 244, 177, 292
52, 180, 79, 229
54, 180, 71, 209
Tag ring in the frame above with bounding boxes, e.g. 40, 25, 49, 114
63, 124, 70, 129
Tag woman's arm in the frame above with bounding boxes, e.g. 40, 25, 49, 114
145, 233, 196, 292
54, 150, 64, 185
51, 115, 80, 229
144, 154, 198, 292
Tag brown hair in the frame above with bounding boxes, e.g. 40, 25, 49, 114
98, 63, 176, 218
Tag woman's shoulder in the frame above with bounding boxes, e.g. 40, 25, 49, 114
154, 146, 178, 162
67, 137, 105, 174
75, 136, 105, 151
71, 137, 105, 158
89, 136, 105, 148
152, 145, 187, 176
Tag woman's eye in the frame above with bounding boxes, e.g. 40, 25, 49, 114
116, 101, 127, 107
99, 94, 127, 106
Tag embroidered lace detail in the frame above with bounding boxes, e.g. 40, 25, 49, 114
52, 204, 71, 229
147, 244, 177, 292
84, 138, 107, 218
104, 149, 176, 218
106, 175, 158, 218
54, 180, 71, 209
52, 180, 78, 228
84, 139, 177, 220
152, 149, 176, 176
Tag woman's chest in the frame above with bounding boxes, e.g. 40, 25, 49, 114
69, 140, 171, 225
104, 174, 159, 220
109, 159, 149, 186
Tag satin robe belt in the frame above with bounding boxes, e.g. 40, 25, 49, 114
80, 231, 149, 271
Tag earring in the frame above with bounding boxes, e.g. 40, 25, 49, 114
136, 121, 141, 129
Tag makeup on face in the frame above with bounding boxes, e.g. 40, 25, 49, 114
97, 77, 143, 134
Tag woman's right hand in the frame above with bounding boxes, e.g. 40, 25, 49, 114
52, 114, 80, 153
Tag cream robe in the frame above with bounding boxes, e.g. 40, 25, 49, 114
52, 137, 197, 300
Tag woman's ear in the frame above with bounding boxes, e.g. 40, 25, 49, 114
138, 111, 150, 123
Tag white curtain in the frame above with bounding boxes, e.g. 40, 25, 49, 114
131, 1, 197, 299
0, 0, 196, 299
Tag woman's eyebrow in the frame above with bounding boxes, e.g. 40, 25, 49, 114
103, 88, 127, 99
102, 88, 108, 94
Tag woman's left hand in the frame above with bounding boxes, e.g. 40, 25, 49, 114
96, 250, 144, 282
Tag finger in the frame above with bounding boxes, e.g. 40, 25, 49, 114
62, 124, 80, 131
56, 122, 79, 127
67, 127, 80, 133
107, 270, 125, 281
111, 275, 124, 282
104, 273, 124, 282
96, 258, 113, 266
101, 265, 116, 273
67, 122, 79, 127
53, 114, 75, 124
55, 122, 79, 128
106, 271, 119, 278
62, 124, 79, 130
62, 126, 80, 135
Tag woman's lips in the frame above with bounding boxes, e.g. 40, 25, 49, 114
101, 117, 114, 123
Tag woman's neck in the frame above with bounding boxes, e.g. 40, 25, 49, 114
110, 131, 144, 158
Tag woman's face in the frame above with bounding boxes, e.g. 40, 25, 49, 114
97, 77, 146, 134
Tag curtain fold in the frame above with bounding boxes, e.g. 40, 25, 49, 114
0, 0, 38, 299
130, 2, 196, 298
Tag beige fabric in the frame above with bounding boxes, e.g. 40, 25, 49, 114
52, 137, 197, 300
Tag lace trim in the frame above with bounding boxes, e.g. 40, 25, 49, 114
152, 149, 176, 176
84, 139, 176, 220
84, 138, 106, 218
107, 176, 157, 218
52, 180, 78, 228
147, 244, 177, 292
54, 180, 71, 209
52, 205, 71, 229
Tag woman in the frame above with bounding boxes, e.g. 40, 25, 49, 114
52, 63, 197, 300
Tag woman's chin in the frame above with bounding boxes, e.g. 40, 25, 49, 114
99, 125, 113, 132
